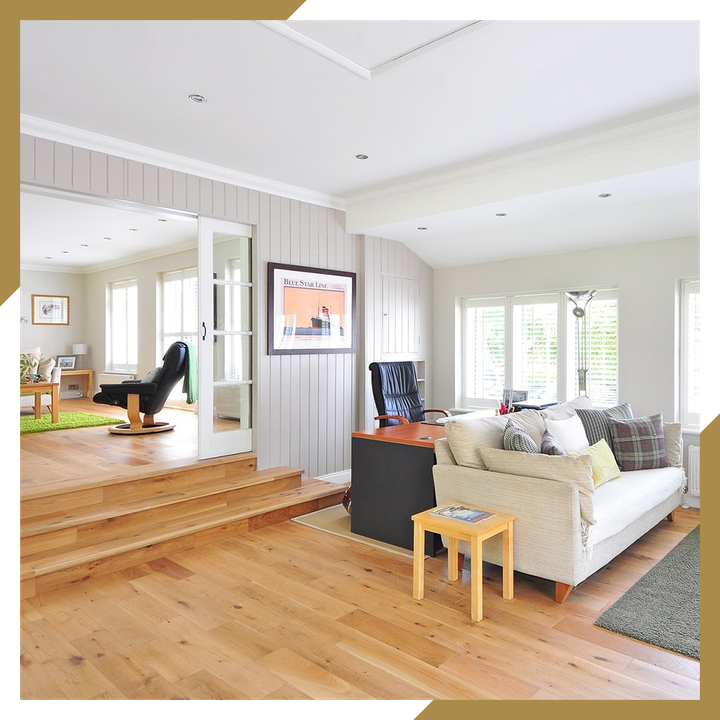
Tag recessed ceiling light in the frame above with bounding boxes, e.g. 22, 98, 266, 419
188, 94, 207, 104
417, 227, 427, 231
103, 236, 112, 240
355, 154, 369, 160
496, 212, 507, 217
45, 256, 52, 259
158, 218, 168, 222
81, 243, 89, 247
129, 228, 138, 232
61, 250, 69, 254
598, 193, 612, 198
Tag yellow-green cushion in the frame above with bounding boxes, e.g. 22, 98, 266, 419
570, 438, 621, 487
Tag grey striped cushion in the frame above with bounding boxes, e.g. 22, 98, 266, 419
576, 403, 633, 449
503, 418, 540, 453
540, 428, 566, 456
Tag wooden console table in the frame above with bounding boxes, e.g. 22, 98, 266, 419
61, 369, 94, 397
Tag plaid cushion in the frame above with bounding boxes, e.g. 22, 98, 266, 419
503, 418, 540, 453
540, 428, 566, 456
608, 413, 669, 471
576, 403, 633, 449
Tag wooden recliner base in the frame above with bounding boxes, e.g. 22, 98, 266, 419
107, 394, 175, 435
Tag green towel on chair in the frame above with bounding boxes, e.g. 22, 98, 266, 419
182, 341, 198, 405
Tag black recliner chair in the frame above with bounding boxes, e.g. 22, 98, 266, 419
369, 361, 450, 427
93, 341, 189, 434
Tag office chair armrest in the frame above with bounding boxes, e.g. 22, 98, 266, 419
374, 414, 409, 424
424, 409, 451, 417
98, 382, 158, 395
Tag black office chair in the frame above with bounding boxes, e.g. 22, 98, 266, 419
93, 342, 189, 434
369, 361, 450, 427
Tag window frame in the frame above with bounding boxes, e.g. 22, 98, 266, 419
461, 287, 619, 409
680, 278, 700, 428
107, 277, 138, 373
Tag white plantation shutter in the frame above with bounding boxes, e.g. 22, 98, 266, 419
464, 299, 506, 404
161, 267, 199, 405
512, 295, 559, 401
568, 289, 619, 406
463, 288, 619, 409
682, 280, 700, 426
109, 278, 138, 372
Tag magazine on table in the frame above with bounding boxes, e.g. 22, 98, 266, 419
430, 504, 495, 524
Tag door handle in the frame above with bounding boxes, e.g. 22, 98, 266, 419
202, 322, 207, 341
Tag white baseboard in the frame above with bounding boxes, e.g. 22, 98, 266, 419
682, 494, 700, 509
317, 470, 351, 485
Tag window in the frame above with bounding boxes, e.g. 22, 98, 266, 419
161, 267, 198, 405
680, 279, 700, 427
108, 278, 138, 372
463, 289, 618, 408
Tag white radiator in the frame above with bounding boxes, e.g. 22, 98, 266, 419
687, 445, 700, 496
98, 372, 135, 387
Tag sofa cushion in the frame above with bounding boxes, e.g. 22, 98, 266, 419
569, 438, 621, 487
663, 423, 683, 468
503, 419, 540, 453
540, 396, 593, 421
576, 403, 633, 448
37, 357, 56, 382
444, 410, 545, 470
481, 447, 596, 525
20, 346, 42, 380
544, 414, 590, 453
592, 467, 684, 545
540, 428, 566, 456
608, 413, 669, 471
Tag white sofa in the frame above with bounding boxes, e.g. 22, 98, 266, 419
20, 346, 62, 413
432, 397, 685, 602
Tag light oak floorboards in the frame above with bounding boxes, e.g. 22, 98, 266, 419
20, 506, 700, 700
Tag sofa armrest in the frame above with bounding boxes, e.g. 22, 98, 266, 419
49, 367, 62, 383
432, 464, 584, 585
663, 422, 683, 468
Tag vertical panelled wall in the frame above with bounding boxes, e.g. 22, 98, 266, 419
361, 235, 434, 430
20, 134, 360, 479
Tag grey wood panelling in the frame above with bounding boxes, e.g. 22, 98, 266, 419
19, 133, 428, 480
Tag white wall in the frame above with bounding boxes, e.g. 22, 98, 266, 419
433, 235, 699, 425
20, 268, 87, 396
20, 134, 434, 480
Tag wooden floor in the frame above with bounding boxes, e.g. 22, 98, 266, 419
20, 505, 700, 700
21, 397, 201, 491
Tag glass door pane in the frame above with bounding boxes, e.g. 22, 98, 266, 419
198, 218, 254, 459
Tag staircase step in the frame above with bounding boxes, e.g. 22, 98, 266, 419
21, 478, 348, 598
21, 466, 303, 547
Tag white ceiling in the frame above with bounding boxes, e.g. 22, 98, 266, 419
20, 19, 699, 270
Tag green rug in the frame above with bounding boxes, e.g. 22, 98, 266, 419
20, 412, 120, 435
594, 526, 700, 659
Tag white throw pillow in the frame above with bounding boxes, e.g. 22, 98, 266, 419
540, 396, 593, 421
544, 414, 590, 453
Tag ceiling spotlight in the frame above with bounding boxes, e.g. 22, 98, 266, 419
496, 212, 507, 217
81, 243, 89, 247
355, 154, 369, 160
129, 228, 138, 232
158, 218, 168, 222
598, 193, 612, 198
103, 236, 112, 240
417, 227, 427, 231
188, 94, 207, 104
61, 250, 69, 254
45, 256, 52, 259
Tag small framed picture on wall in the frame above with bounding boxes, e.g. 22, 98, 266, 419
32, 294, 70, 325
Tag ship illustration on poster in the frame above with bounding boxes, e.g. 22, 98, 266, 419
283, 301, 345, 337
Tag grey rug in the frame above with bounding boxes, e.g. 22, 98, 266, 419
594, 526, 699, 659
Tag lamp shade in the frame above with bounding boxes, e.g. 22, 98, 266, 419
72, 344, 88, 355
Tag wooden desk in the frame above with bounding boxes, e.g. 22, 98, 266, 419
412, 504, 515, 622
350, 422, 447, 556
20, 382, 59, 422
61, 369, 94, 397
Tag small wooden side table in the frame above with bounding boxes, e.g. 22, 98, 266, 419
412, 504, 516, 622
20, 382, 59, 423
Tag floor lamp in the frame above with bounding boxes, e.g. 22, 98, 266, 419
565, 291, 596, 394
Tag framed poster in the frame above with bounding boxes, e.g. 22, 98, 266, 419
32, 294, 70, 325
268, 263, 356, 355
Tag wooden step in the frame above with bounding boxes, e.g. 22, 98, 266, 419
19, 462, 348, 597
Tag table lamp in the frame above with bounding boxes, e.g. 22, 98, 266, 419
72, 344, 88, 369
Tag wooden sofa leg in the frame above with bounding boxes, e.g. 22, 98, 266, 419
555, 582, 574, 603
667, 511, 675, 522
